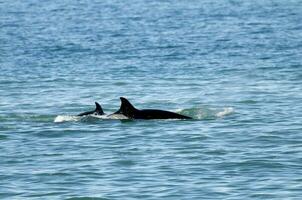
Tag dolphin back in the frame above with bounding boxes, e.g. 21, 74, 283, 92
77, 102, 104, 116
137, 109, 192, 119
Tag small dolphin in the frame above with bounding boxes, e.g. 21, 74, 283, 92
113, 97, 192, 120
77, 102, 104, 116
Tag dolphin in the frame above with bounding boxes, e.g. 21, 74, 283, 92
77, 102, 104, 116
113, 97, 192, 120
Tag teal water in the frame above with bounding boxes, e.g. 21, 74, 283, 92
1, 0, 302, 199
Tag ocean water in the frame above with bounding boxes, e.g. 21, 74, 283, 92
1, 0, 302, 199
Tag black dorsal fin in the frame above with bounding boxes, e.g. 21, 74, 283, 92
120, 97, 136, 111
95, 102, 104, 115
113, 97, 137, 116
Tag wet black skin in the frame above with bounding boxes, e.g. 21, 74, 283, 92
114, 97, 192, 120
77, 102, 104, 116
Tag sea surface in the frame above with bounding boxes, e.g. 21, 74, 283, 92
1, 0, 302, 199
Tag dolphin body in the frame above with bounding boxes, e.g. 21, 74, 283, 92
113, 97, 192, 120
77, 102, 104, 116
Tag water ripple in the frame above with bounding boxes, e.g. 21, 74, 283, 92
1, 0, 302, 199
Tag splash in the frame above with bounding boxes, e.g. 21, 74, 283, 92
216, 107, 234, 117
54, 114, 128, 122
54, 115, 80, 123
178, 106, 234, 120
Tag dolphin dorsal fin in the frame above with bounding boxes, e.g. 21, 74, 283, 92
95, 102, 104, 115
120, 97, 137, 112
113, 97, 137, 116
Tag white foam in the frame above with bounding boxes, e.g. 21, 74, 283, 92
106, 114, 129, 120
89, 115, 109, 119
54, 114, 129, 122
216, 107, 234, 117
54, 115, 80, 123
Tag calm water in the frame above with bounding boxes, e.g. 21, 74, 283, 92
1, 0, 302, 199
